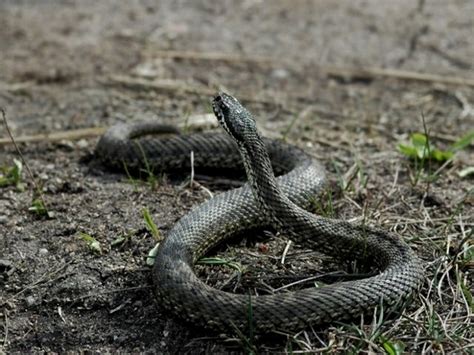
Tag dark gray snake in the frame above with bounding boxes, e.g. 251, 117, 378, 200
95, 93, 423, 333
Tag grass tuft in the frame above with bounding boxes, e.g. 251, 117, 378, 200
79, 232, 102, 254
1, 107, 50, 216
143, 207, 161, 241
0, 159, 24, 191
28, 198, 48, 216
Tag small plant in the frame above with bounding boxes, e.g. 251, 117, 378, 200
0, 159, 24, 190
135, 142, 158, 189
229, 293, 257, 355
458, 273, 473, 312
111, 229, 136, 248
143, 207, 161, 241
399, 133, 450, 162
143, 208, 162, 266
2, 108, 49, 215
379, 335, 405, 355
28, 198, 48, 216
398, 115, 473, 186
123, 162, 139, 192
310, 190, 335, 218
182, 109, 191, 134
79, 232, 102, 254
331, 158, 368, 196
281, 114, 301, 141
398, 130, 473, 163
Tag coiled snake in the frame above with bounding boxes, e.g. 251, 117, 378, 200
95, 93, 423, 332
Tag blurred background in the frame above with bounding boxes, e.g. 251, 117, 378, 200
1, 0, 472, 134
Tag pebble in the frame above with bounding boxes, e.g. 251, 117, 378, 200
39, 248, 49, 256
379, 114, 389, 124
271, 68, 290, 79
77, 139, 89, 149
25, 295, 38, 307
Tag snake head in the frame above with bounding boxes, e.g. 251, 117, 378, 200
212, 92, 257, 144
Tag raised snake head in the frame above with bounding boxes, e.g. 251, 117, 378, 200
212, 92, 257, 144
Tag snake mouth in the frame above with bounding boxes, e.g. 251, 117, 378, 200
211, 98, 221, 119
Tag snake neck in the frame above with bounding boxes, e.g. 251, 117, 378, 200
239, 133, 298, 228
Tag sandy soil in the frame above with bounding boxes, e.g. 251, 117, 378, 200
0, 1, 472, 353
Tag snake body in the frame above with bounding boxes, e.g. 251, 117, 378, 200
95, 93, 423, 332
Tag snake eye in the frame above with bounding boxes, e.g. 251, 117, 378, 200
217, 100, 230, 113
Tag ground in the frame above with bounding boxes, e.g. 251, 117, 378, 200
0, 1, 473, 353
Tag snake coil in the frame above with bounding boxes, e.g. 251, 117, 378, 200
95, 93, 423, 332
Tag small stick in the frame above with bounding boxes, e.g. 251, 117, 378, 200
281, 240, 292, 265
2, 310, 8, 347
0, 114, 217, 146
144, 49, 276, 66
190, 150, 195, 188
323, 66, 474, 87
273, 274, 326, 292
105, 75, 286, 106
181, 150, 213, 198
0, 126, 107, 145
145, 49, 474, 87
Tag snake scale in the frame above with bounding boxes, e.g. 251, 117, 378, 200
95, 93, 423, 333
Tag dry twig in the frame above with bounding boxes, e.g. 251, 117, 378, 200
323, 66, 474, 87
0, 126, 106, 145
142, 49, 474, 87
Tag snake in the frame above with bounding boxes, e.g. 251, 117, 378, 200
95, 92, 424, 333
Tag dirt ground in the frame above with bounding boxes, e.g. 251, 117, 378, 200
0, 0, 473, 353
